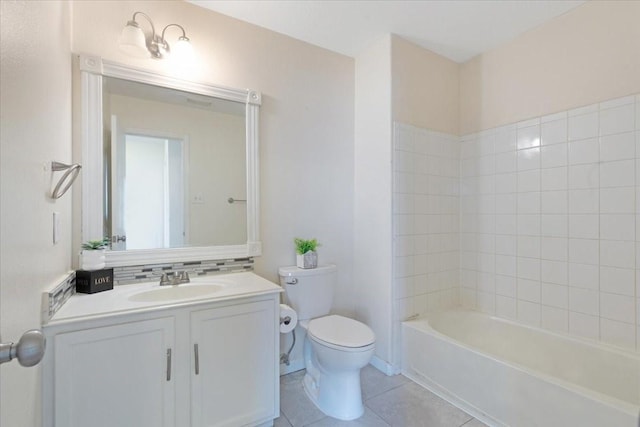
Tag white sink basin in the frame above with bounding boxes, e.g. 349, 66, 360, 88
129, 284, 225, 302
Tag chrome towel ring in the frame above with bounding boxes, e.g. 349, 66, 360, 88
51, 161, 82, 199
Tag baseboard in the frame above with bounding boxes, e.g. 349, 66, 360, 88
370, 355, 401, 376
279, 358, 304, 376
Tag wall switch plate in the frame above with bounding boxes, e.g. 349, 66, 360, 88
53, 212, 60, 244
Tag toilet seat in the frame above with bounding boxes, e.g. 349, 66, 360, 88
307, 315, 375, 351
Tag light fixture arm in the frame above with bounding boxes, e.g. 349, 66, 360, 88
129, 11, 163, 59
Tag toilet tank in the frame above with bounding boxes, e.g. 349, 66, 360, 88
279, 264, 337, 321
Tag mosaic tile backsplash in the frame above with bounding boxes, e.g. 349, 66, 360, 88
42, 272, 76, 323
112, 257, 254, 285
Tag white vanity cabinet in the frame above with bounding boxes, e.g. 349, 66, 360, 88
53, 317, 176, 427
42, 292, 280, 427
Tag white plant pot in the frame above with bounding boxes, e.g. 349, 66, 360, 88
80, 249, 106, 271
296, 251, 317, 269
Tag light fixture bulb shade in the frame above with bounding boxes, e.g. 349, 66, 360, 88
172, 37, 194, 64
118, 23, 149, 58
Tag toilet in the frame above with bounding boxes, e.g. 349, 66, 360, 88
279, 264, 375, 421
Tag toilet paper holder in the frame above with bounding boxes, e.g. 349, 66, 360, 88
280, 316, 292, 325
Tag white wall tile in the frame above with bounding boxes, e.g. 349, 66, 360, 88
494, 125, 517, 153
541, 167, 567, 191
569, 189, 599, 214
496, 295, 517, 318
542, 282, 569, 309
518, 258, 540, 281
569, 311, 599, 340
600, 159, 634, 188
518, 300, 541, 326
541, 144, 567, 169
541, 191, 567, 214
495, 214, 517, 235
569, 214, 599, 239
600, 266, 635, 296
541, 214, 568, 238
569, 287, 599, 315
495, 194, 516, 214
568, 103, 598, 117
541, 237, 568, 261
600, 292, 635, 323
600, 240, 635, 269
568, 112, 598, 141
600, 214, 634, 241
600, 187, 634, 213
517, 236, 540, 258
495, 275, 517, 297
600, 318, 636, 350
495, 173, 518, 194
599, 95, 635, 110
568, 164, 599, 189
495, 235, 517, 256
518, 192, 541, 214
518, 147, 541, 171
495, 151, 517, 173
518, 170, 540, 192
495, 254, 516, 276
599, 104, 635, 136
542, 305, 569, 333
568, 262, 599, 290
517, 125, 541, 150
517, 214, 540, 236
568, 238, 599, 265
568, 138, 599, 165
541, 118, 567, 145
600, 132, 635, 162
541, 260, 568, 285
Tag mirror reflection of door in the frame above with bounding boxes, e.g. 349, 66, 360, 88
111, 118, 188, 250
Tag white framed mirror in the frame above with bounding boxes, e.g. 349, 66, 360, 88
79, 55, 261, 267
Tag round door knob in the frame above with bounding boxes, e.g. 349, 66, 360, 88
14, 330, 46, 367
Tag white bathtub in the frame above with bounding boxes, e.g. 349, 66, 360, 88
402, 309, 640, 427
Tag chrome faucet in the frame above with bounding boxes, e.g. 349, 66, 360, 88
159, 271, 190, 286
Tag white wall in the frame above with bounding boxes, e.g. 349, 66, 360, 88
71, 0, 356, 314
354, 35, 394, 369
0, 1, 72, 426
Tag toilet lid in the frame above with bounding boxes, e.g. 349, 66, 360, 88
307, 315, 375, 348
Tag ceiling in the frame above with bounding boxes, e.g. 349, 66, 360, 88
189, 0, 585, 63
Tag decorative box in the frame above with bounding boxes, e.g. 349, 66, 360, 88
76, 268, 114, 294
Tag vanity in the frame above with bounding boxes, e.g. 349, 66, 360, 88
41, 55, 280, 426
41, 272, 282, 427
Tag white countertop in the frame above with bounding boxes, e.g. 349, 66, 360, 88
47, 271, 282, 326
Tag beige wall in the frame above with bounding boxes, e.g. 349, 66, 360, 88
392, 35, 459, 135
71, 1, 356, 313
0, 1, 73, 426
460, 0, 640, 135
354, 35, 394, 369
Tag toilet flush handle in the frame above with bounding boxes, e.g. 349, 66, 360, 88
285, 277, 298, 285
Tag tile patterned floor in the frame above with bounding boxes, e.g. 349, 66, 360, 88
276, 366, 487, 427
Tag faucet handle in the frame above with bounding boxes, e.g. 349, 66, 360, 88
179, 271, 190, 283
159, 273, 171, 286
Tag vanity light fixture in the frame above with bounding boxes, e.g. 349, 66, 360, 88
118, 12, 193, 61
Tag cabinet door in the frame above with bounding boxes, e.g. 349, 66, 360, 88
54, 317, 175, 427
191, 300, 277, 427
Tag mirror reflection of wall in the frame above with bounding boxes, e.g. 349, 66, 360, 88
103, 77, 248, 250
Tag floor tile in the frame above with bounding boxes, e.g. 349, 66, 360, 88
305, 407, 390, 427
279, 371, 326, 427
360, 365, 409, 400
462, 418, 489, 427
274, 415, 293, 427
365, 381, 473, 427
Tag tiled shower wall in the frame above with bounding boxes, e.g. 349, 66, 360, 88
393, 123, 460, 323
393, 94, 640, 353
460, 94, 640, 351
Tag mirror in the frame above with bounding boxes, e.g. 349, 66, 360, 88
79, 55, 261, 266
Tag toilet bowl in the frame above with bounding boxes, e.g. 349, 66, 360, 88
278, 265, 376, 421
301, 315, 375, 420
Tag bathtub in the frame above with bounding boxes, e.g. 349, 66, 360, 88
402, 309, 640, 427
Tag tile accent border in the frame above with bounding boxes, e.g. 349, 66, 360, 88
112, 257, 254, 285
42, 272, 76, 323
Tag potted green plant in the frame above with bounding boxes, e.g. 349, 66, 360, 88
80, 237, 110, 271
294, 238, 319, 269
